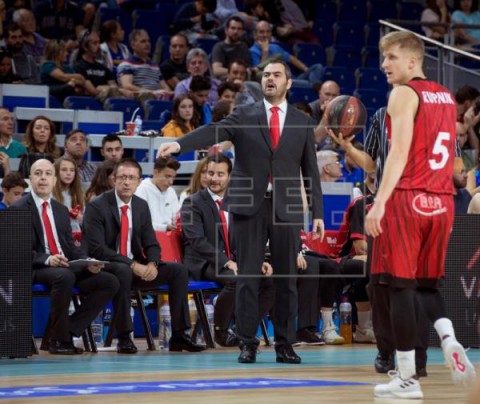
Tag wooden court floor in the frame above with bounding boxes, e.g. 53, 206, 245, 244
0, 342, 479, 403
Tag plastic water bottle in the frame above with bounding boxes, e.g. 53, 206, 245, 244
331, 302, 339, 332
134, 115, 143, 136
69, 301, 82, 347
159, 298, 171, 349
205, 300, 215, 341
130, 306, 135, 341
188, 295, 197, 329
91, 311, 104, 345
339, 298, 353, 344
103, 308, 112, 343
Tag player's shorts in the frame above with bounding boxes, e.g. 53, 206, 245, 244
370, 189, 454, 288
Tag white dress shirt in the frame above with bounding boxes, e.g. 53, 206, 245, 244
32, 191, 62, 256
208, 188, 229, 228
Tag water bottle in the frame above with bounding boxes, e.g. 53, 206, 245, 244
339, 298, 353, 344
130, 306, 135, 341
69, 301, 82, 347
134, 115, 143, 136
159, 298, 171, 349
205, 300, 215, 341
331, 302, 339, 332
91, 311, 104, 345
103, 308, 112, 343
188, 295, 197, 335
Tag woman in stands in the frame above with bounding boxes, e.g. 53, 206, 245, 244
40, 39, 88, 102
421, 0, 451, 40
85, 160, 115, 202
23, 116, 60, 158
52, 157, 85, 233
179, 156, 209, 206
100, 20, 131, 74
161, 94, 198, 138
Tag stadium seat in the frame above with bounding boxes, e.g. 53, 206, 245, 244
353, 88, 387, 110
362, 46, 381, 68
144, 99, 173, 120
334, 22, 367, 48
323, 67, 356, 92
75, 110, 123, 134
289, 87, 318, 103
314, 1, 338, 21
0, 84, 49, 111
332, 45, 363, 69
338, 3, 368, 23
104, 98, 143, 124
355, 67, 389, 92
64, 96, 103, 111
132, 9, 168, 40
313, 19, 335, 48
294, 43, 327, 67
195, 38, 218, 56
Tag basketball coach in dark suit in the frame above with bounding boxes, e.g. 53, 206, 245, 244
181, 153, 275, 347
83, 158, 205, 354
12, 159, 119, 355
159, 60, 324, 364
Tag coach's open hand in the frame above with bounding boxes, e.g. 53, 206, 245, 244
157, 142, 180, 159
311, 218, 325, 241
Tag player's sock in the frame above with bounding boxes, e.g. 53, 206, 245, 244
434, 318, 455, 341
396, 350, 416, 380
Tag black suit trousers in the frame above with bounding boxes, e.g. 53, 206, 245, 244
104, 261, 191, 335
33, 266, 119, 341
233, 197, 300, 346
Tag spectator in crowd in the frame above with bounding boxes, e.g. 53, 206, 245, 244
62, 129, 96, 183
310, 80, 341, 125
161, 94, 198, 138
294, 101, 313, 116
5, 22, 39, 84
117, 30, 172, 104
466, 151, 480, 195
181, 153, 274, 347
74, 30, 132, 103
250, 21, 323, 85
100, 20, 130, 74
0, 48, 22, 83
0, 107, 26, 159
452, 0, 480, 46
83, 158, 206, 354
217, 81, 239, 106
453, 156, 472, 214
225, 60, 260, 105
189, 75, 213, 124
421, 0, 451, 40
34, 0, 84, 52
85, 160, 115, 202
160, 34, 190, 91
100, 134, 124, 163
468, 192, 480, 212
12, 8, 48, 66
0, 0, 6, 42
13, 158, 118, 355
317, 150, 343, 182
0, 171, 28, 209
135, 157, 181, 232
211, 16, 251, 80
456, 121, 476, 171
174, 48, 220, 108
455, 84, 479, 122
23, 116, 61, 159
40, 39, 88, 102
172, 0, 219, 43
52, 157, 85, 232
179, 156, 209, 205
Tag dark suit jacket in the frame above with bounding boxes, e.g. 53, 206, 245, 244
177, 100, 323, 223
83, 190, 160, 265
181, 189, 232, 280
12, 193, 84, 268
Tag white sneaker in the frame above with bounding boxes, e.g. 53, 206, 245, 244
374, 370, 424, 399
322, 321, 345, 345
441, 337, 477, 386
354, 326, 376, 343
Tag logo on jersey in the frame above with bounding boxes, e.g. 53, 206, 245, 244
412, 193, 447, 216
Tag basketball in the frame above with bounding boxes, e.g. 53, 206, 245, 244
324, 95, 367, 138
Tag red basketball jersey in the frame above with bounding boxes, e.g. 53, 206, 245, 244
386, 79, 457, 195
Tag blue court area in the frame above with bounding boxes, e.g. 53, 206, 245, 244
1, 346, 479, 400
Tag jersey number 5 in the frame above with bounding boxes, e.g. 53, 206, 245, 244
429, 132, 450, 170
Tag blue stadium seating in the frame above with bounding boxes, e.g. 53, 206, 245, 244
323, 66, 356, 94
64, 96, 103, 111
144, 99, 173, 120
104, 98, 143, 124
334, 22, 367, 48
356, 67, 389, 92
289, 87, 318, 104
133, 9, 168, 41
294, 43, 326, 67
353, 88, 387, 110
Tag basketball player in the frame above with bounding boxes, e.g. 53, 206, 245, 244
365, 31, 476, 399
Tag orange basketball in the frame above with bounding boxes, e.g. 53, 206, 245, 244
324, 95, 367, 138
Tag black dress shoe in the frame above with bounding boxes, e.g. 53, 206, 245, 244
275, 344, 301, 364
169, 334, 206, 352
215, 329, 240, 347
416, 367, 428, 378
374, 352, 395, 373
117, 336, 138, 354
48, 339, 83, 355
238, 343, 257, 363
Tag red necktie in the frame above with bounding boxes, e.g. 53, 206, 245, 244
215, 200, 231, 259
270, 106, 280, 150
120, 205, 129, 256
42, 201, 59, 255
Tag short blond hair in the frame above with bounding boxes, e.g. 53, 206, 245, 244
380, 31, 424, 62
